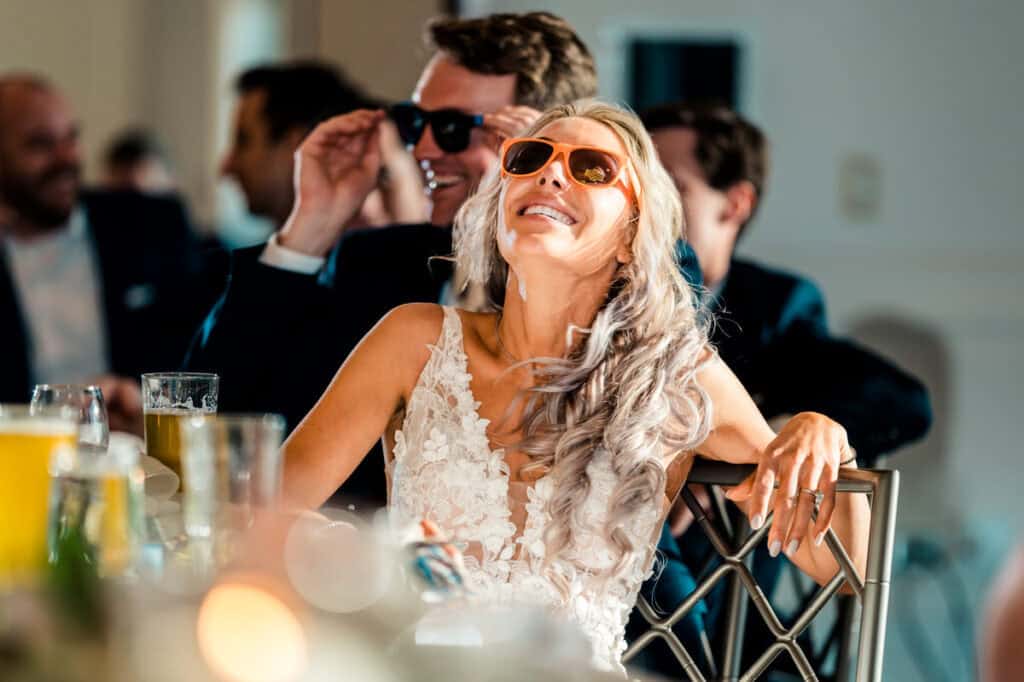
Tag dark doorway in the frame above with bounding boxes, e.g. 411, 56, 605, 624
629, 39, 741, 111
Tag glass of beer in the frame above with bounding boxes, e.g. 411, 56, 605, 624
31, 383, 110, 453
142, 373, 219, 480
0, 404, 77, 588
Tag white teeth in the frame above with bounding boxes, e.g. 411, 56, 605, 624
429, 175, 463, 190
522, 204, 574, 225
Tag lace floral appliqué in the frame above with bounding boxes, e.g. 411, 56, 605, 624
388, 307, 662, 674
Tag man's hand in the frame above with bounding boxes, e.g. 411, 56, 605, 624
482, 105, 542, 143
91, 374, 144, 436
376, 119, 429, 225
278, 109, 386, 257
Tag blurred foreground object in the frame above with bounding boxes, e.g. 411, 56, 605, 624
0, 405, 76, 587
47, 436, 144, 580
980, 545, 1024, 682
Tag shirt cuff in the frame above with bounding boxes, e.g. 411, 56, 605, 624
258, 233, 326, 275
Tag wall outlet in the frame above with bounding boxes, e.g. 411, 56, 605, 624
838, 152, 882, 223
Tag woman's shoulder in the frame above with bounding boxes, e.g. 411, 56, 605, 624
364, 304, 450, 399
375, 305, 500, 371
377, 303, 447, 342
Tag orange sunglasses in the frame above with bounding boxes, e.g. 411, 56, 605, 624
499, 137, 639, 200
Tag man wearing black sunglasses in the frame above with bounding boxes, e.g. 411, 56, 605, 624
274, 16, 594, 245
186, 12, 600, 506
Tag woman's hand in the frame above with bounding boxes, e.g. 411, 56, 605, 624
726, 412, 852, 558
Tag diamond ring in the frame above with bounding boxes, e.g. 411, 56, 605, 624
800, 487, 824, 504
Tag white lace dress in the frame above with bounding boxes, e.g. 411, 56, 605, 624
386, 307, 664, 673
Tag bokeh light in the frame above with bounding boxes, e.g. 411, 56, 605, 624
284, 509, 394, 614
197, 579, 307, 682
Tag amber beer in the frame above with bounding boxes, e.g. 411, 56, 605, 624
0, 408, 76, 586
141, 373, 218, 484
144, 408, 193, 477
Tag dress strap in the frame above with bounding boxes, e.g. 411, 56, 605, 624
437, 305, 467, 363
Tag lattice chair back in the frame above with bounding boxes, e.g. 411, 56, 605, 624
623, 459, 899, 682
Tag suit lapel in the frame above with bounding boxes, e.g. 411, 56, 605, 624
0, 244, 32, 402
80, 202, 118, 371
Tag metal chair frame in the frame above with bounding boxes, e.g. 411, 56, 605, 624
623, 460, 899, 682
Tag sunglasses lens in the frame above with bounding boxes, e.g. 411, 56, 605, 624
503, 140, 554, 175
389, 104, 425, 147
431, 111, 476, 153
569, 148, 620, 185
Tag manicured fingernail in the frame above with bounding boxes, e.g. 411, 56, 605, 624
814, 532, 825, 547
786, 540, 799, 557
769, 540, 782, 557
751, 514, 764, 530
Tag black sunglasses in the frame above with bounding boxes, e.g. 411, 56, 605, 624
388, 102, 484, 153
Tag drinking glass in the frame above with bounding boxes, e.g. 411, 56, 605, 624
141, 372, 218, 479
47, 436, 144, 578
31, 383, 110, 453
0, 404, 77, 587
179, 413, 286, 543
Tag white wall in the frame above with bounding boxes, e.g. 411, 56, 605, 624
317, 0, 444, 101
0, 0, 148, 185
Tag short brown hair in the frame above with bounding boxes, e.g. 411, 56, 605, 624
641, 101, 769, 233
427, 12, 596, 110
236, 62, 378, 141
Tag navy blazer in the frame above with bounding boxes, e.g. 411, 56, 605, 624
0, 190, 225, 403
712, 259, 932, 464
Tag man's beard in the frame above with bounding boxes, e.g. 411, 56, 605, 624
0, 164, 81, 230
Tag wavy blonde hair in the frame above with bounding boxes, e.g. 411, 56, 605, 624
453, 100, 712, 587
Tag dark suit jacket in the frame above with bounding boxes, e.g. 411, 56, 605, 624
186, 223, 454, 507
0, 189, 225, 403
711, 259, 932, 464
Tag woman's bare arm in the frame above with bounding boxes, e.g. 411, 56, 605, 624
281, 303, 443, 509
693, 354, 870, 586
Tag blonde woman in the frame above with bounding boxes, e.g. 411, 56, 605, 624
282, 100, 869, 673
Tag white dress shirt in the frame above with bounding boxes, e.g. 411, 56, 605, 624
259, 233, 324, 275
259, 233, 484, 308
5, 209, 109, 385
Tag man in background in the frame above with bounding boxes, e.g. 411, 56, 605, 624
220, 61, 426, 231
0, 74, 222, 430
643, 101, 932, 465
101, 128, 177, 194
634, 100, 932, 677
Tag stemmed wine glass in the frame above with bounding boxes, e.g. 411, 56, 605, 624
30, 384, 110, 454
